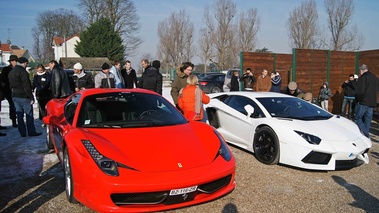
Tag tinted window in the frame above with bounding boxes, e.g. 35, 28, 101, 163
223, 95, 264, 118
64, 94, 81, 124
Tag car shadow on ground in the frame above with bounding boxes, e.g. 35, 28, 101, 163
0, 163, 65, 213
332, 175, 379, 212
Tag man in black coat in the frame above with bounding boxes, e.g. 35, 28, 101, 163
0, 54, 18, 127
8, 57, 41, 137
138, 59, 163, 95
121, 60, 138, 89
49, 60, 72, 98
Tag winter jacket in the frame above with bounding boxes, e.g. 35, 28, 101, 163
355, 71, 378, 107
138, 66, 163, 95
33, 71, 52, 100
73, 71, 94, 90
94, 71, 116, 88
342, 80, 357, 97
255, 75, 272, 92
171, 69, 190, 104
319, 82, 332, 101
8, 65, 34, 100
270, 74, 282, 92
0, 65, 13, 97
178, 85, 210, 121
121, 68, 138, 89
240, 74, 255, 90
230, 75, 240, 91
50, 64, 72, 98
110, 66, 124, 88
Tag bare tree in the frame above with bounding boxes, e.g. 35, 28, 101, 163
78, 0, 142, 56
204, 0, 237, 70
32, 8, 85, 61
287, 0, 319, 49
324, 0, 364, 50
237, 8, 260, 52
197, 28, 213, 73
157, 10, 195, 69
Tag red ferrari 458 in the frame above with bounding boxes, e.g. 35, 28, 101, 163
43, 88, 236, 212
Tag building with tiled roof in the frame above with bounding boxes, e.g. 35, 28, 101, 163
0, 43, 35, 67
52, 34, 80, 62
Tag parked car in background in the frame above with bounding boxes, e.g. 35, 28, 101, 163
198, 73, 226, 93
223, 69, 240, 92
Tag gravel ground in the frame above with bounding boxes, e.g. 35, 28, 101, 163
0, 99, 378, 213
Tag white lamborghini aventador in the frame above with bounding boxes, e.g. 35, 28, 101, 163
204, 92, 371, 170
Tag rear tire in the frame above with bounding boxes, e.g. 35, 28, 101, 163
64, 147, 77, 203
211, 86, 222, 93
253, 126, 280, 165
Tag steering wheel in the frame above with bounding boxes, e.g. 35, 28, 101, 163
139, 110, 158, 119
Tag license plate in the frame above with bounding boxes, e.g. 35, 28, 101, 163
169, 186, 197, 196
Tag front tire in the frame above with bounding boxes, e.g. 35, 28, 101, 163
46, 125, 54, 149
64, 147, 77, 203
253, 126, 280, 165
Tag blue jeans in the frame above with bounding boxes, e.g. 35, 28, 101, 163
12, 97, 38, 136
355, 103, 373, 138
341, 97, 355, 118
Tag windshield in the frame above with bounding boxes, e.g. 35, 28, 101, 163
257, 97, 333, 120
77, 92, 187, 128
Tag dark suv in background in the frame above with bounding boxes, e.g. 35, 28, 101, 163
198, 72, 225, 93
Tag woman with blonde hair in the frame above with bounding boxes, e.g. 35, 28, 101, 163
178, 74, 210, 121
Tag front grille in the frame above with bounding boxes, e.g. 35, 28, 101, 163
301, 151, 332, 165
111, 191, 168, 205
198, 175, 232, 194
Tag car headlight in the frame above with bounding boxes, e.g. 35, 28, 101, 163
294, 130, 321, 145
214, 130, 232, 161
82, 140, 119, 176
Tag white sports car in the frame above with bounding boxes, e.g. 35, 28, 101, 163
204, 92, 371, 170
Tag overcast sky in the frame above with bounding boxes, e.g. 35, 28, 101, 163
1, 0, 378, 66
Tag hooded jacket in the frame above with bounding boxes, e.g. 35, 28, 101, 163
138, 66, 163, 95
319, 82, 332, 101
171, 69, 189, 104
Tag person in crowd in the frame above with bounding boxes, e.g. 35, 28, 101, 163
49, 60, 72, 98
255, 69, 271, 92
341, 74, 357, 119
121, 60, 138, 88
32, 64, 52, 120
138, 59, 163, 95
94, 63, 116, 88
178, 74, 210, 121
72, 62, 94, 91
110, 61, 124, 88
230, 70, 240, 91
319, 82, 332, 111
171, 62, 194, 111
240, 68, 255, 91
0, 72, 6, 136
270, 70, 282, 93
302, 92, 313, 102
355, 64, 378, 138
8, 57, 42, 137
0, 54, 18, 127
285, 81, 305, 97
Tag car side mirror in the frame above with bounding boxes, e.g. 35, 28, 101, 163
244, 105, 255, 118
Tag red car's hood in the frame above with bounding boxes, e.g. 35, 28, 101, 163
80, 123, 220, 172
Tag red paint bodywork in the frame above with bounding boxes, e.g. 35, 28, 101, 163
44, 88, 236, 212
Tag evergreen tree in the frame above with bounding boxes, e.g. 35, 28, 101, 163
75, 17, 125, 62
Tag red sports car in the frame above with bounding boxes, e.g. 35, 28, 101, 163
43, 88, 236, 212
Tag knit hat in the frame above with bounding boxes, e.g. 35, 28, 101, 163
17, 57, 28, 64
102, 63, 110, 70
73, 62, 83, 70
288, 81, 297, 90
152, 60, 161, 69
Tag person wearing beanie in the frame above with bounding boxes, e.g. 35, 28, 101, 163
94, 63, 116, 88
171, 62, 194, 111
8, 57, 42, 137
72, 62, 94, 91
49, 59, 73, 98
138, 59, 163, 95
0, 54, 18, 128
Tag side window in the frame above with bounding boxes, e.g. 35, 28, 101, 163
64, 94, 81, 124
226, 96, 265, 118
